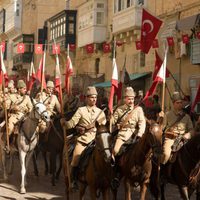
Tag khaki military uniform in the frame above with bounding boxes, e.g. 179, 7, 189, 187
8, 94, 32, 135
161, 110, 193, 164
64, 105, 106, 166
112, 104, 146, 156
36, 92, 61, 116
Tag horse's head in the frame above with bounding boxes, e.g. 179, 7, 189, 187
148, 121, 163, 158
32, 99, 50, 123
95, 123, 112, 164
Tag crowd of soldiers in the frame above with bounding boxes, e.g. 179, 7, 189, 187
0, 78, 200, 192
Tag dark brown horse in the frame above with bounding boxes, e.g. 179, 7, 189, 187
117, 122, 163, 200
150, 133, 200, 200
63, 123, 116, 200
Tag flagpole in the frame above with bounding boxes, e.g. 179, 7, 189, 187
40, 43, 46, 94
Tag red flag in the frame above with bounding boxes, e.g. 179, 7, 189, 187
182, 34, 189, 44
153, 51, 170, 80
65, 55, 73, 95
143, 81, 159, 100
103, 43, 111, 53
35, 44, 43, 54
191, 84, 200, 112
0, 46, 8, 85
28, 61, 36, 91
152, 39, 159, 48
135, 41, 142, 50
0, 42, 5, 53
141, 9, 163, 54
108, 58, 118, 113
116, 41, 124, 47
154, 48, 168, 83
69, 44, 76, 51
52, 44, 60, 54
36, 53, 46, 89
17, 43, 25, 53
54, 54, 62, 101
167, 37, 174, 46
197, 32, 200, 39
86, 44, 94, 54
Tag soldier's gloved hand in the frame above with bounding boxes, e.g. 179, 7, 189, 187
158, 111, 165, 118
60, 118, 66, 127
12, 105, 19, 112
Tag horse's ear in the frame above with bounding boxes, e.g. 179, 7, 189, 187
32, 98, 37, 105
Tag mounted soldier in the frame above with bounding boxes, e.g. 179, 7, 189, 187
161, 91, 194, 164
60, 86, 107, 190
112, 87, 146, 156
36, 81, 61, 117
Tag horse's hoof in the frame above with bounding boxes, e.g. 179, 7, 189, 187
20, 188, 26, 194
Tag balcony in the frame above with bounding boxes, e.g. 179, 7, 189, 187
112, 6, 142, 34
77, 0, 107, 47
13, 52, 33, 66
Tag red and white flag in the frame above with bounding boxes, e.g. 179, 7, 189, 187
65, 55, 73, 95
17, 43, 25, 54
28, 61, 36, 91
35, 44, 43, 54
55, 54, 62, 101
154, 48, 168, 83
167, 37, 174, 46
141, 9, 163, 54
0, 45, 8, 85
103, 43, 111, 53
52, 44, 60, 54
108, 58, 118, 113
36, 53, 46, 89
191, 84, 200, 112
0, 42, 5, 53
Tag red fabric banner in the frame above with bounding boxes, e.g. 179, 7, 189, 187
52, 44, 60, 54
103, 43, 111, 53
35, 44, 43, 54
135, 41, 142, 50
86, 44, 94, 54
17, 43, 25, 53
152, 39, 159, 48
182, 34, 189, 44
167, 37, 174, 46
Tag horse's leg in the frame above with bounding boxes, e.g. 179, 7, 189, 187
56, 152, 63, 180
32, 149, 39, 176
42, 150, 49, 175
1, 147, 8, 180
89, 186, 97, 200
178, 186, 190, 200
19, 150, 27, 194
111, 188, 117, 200
102, 188, 110, 200
124, 178, 131, 200
140, 182, 148, 200
161, 183, 166, 200
50, 151, 56, 186
79, 183, 87, 200
8, 150, 15, 175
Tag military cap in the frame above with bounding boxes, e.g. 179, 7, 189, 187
8, 82, 14, 88
86, 86, 97, 96
9, 80, 14, 84
138, 90, 143, 97
172, 91, 183, 102
17, 80, 26, 88
125, 87, 135, 97
47, 81, 54, 88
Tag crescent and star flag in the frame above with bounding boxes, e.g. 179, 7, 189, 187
36, 53, 46, 89
141, 9, 163, 54
17, 43, 25, 53
182, 34, 189, 44
53, 44, 60, 54
108, 58, 118, 113
167, 37, 174, 46
103, 43, 111, 53
55, 54, 62, 101
35, 44, 43, 54
69, 44, 76, 51
86, 44, 94, 54
0, 45, 8, 85
65, 55, 73, 95
0, 42, 5, 53
28, 61, 36, 91
191, 84, 200, 112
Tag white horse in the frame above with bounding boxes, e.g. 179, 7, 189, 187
17, 99, 50, 194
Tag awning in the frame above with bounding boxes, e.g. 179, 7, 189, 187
93, 72, 151, 88
176, 14, 200, 31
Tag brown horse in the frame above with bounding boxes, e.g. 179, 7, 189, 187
116, 122, 163, 200
150, 133, 200, 200
63, 123, 116, 200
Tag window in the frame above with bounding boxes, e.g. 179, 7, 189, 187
137, 0, 144, 5
127, 0, 131, 7
97, 3, 104, 8
68, 23, 74, 34
96, 12, 104, 25
118, 0, 122, 11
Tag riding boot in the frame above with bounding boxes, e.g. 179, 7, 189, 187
111, 158, 121, 190
70, 166, 79, 191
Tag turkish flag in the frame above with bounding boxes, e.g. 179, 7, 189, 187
86, 44, 94, 54
152, 39, 159, 48
141, 9, 163, 54
69, 44, 76, 51
108, 58, 118, 113
153, 50, 170, 80
103, 43, 111, 53
17, 43, 25, 53
191, 84, 200, 112
167, 37, 174, 46
182, 34, 189, 44
135, 41, 142, 50
52, 44, 60, 54
143, 81, 159, 101
35, 44, 43, 54
65, 55, 73, 95
196, 32, 200, 39
116, 41, 124, 47
36, 54, 46, 89
0, 45, 8, 85
28, 61, 36, 91
0, 42, 5, 53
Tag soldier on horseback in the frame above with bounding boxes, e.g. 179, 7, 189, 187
36, 81, 61, 117
161, 91, 194, 164
61, 86, 107, 190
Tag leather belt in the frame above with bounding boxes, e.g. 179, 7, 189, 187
165, 132, 178, 139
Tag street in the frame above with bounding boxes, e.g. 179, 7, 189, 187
0, 153, 196, 200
